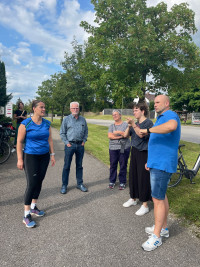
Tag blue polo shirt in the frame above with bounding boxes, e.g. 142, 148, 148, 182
147, 110, 181, 173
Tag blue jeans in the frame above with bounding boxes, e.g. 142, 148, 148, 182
62, 144, 84, 186
150, 168, 172, 200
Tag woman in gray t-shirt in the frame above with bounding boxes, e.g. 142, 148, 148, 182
108, 110, 131, 190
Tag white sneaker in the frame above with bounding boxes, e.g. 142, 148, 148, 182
145, 225, 169, 238
142, 234, 162, 251
135, 205, 149, 216
123, 198, 137, 208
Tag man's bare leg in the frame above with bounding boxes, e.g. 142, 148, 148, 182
153, 196, 167, 237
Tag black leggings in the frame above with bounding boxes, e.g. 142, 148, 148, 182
24, 153, 50, 205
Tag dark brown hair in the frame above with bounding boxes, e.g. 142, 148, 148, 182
18, 101, 24, 109
32, 100, 45, 111
133, 101, 149, 117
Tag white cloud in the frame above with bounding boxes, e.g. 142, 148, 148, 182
0, 0, 96, 103
57, 0, 96, 43
16, 0, 57, 12
0, 42, 52, 102
0, 1, 95, 63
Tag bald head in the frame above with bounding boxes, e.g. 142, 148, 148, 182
154, 95, 170, 115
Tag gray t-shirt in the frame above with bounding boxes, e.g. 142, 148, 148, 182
130, 118, 153, 151
108, 122, 131, 150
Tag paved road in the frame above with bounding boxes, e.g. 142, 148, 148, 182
0, 128, 200, 267
86, 119, 200, 144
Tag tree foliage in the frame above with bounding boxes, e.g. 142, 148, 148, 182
61, 40, 95, 114
169, 69, 200, 112
0, 61, 12, 107
80, 0, 200, 102
37, 74, 60, 121
35, 0, 200, 114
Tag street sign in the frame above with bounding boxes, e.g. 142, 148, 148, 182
5, 102, 13, 119
192, 113, 200, 125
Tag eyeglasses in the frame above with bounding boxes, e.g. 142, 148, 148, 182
71, 108, 79, 109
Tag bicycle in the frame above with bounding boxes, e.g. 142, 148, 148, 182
0, 126, 16, 164
168, 144, 200, 187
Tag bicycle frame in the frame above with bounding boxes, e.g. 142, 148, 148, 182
168, 144, 199, 187
192, 154, 200, 175
178, 146, 197, 181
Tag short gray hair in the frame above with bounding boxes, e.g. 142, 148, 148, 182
112, 109, 121, 115
70, 102, 79, 108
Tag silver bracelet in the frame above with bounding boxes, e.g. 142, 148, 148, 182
50, 153, 55, 156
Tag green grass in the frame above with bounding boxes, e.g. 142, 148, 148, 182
84, 114, 131, 121
167, 141, 200, 231
85, 124, 110, 166
51, 118, 200, 233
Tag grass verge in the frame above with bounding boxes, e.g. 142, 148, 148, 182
51, 119, 200, 234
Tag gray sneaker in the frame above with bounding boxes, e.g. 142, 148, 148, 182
145, 225, 169, 238
108, 183, 115, 189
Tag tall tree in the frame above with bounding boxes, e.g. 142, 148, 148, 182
169, 68, 200, 112
0, 61, 12, 107
61, 40, 95, 114
53, 73, 71, 122
81, 0, 200, 102
36, 74, 59, 121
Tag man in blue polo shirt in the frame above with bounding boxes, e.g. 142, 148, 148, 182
140, 95, 181, 251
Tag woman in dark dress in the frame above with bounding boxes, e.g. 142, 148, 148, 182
14, 101, 27, 148
123, 102, 153, 216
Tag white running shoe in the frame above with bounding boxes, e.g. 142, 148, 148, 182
135, 205, 149, 216
142, 234, 162, 251
145, 225, 169, 238
123, 198, 137, 208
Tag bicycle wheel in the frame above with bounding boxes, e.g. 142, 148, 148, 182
168, 161, 184, 188
0, 141, 11, 164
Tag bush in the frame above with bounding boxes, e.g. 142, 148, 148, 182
0, 115, 12, 124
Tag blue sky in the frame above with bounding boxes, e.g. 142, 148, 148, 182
0, 0, 199, 104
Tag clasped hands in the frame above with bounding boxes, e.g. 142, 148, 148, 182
126, 117, 148, 136
126, 117, 137, 128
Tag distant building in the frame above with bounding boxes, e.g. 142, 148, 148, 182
133, 93, 155, 105
145, 93, 155, 102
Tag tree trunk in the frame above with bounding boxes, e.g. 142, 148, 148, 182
51, 107, 53, 122
81, 103, 85, 116
140, 71, 147, 101
61, 105, 65, 124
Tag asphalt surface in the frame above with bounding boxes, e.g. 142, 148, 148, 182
0, 128, 200, 267
86, 119, 200, 144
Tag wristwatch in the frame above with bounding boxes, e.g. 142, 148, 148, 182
147, 128, 151, 134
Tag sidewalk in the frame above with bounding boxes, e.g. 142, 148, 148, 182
0, 128, 200, 267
